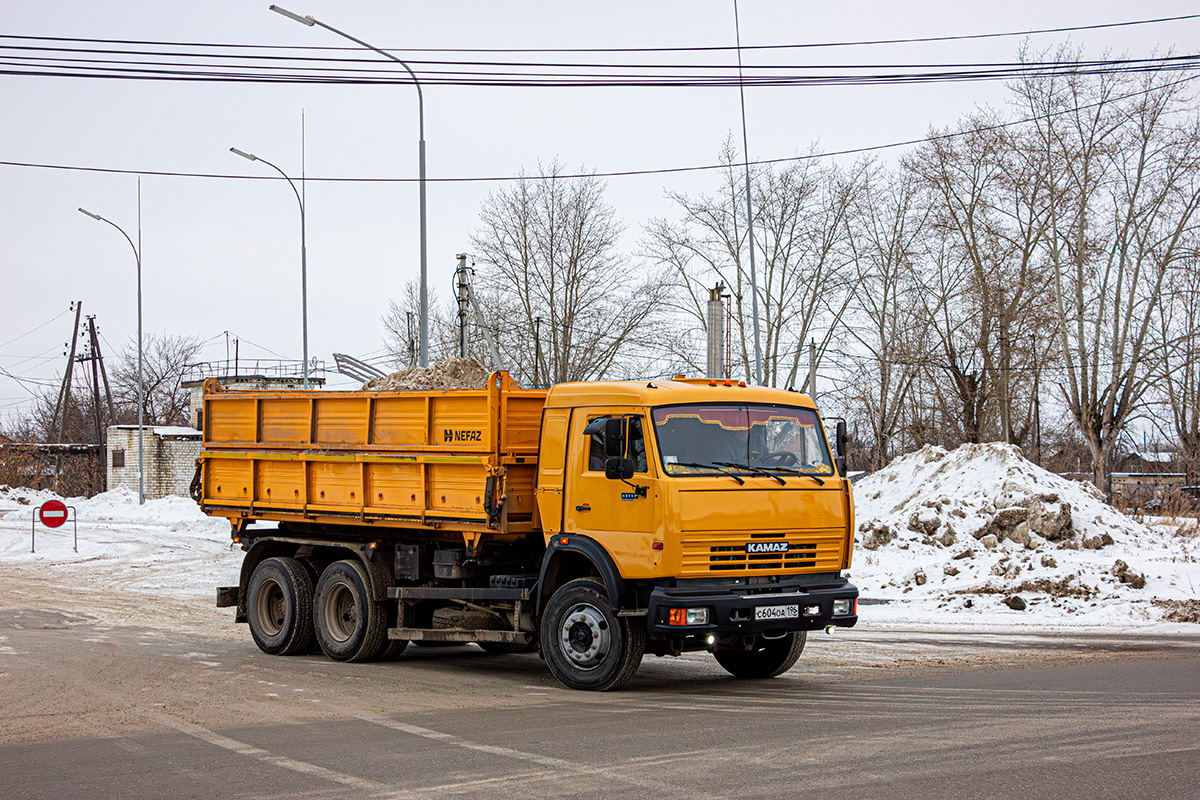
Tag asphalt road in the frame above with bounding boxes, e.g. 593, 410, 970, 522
1, 601, 1198, 800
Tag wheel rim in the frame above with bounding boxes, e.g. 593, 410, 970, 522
255, 577, 286, 637
323, 582, 358, 643
558, 602, 610, 670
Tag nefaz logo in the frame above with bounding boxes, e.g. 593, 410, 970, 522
443, 429, 483, 443
746, 541, 789, 554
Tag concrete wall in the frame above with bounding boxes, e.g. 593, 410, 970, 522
106, 426, 201, 500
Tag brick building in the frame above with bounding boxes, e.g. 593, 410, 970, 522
106, 425, 201, 500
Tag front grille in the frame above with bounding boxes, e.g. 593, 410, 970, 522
681, 530, 844, 577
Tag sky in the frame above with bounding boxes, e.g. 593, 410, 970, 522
2, 0, 1198, 424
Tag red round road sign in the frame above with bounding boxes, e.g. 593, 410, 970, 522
39, 499, 69, 528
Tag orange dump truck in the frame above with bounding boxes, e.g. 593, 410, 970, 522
197, 371, 858, 690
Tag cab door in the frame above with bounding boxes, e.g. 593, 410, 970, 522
563, 409, 659, 579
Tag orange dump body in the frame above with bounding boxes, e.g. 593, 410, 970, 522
197, 372, 547, 542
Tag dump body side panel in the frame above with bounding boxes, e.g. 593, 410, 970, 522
198, 373, 546, 535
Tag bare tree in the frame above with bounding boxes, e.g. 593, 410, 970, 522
111, 332, 202, 427
907, 112, 1055, 446
1155, 258, 1200, 483
470, 161, 663, 385
644, 140, 861, 387
381, 281, 460, 368
1018, 50, 1200, 496
842, 164, 931, 469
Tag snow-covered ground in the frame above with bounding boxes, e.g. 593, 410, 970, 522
0, 485, 242, 597
2, 442, 1197, 634
850, 443, 1200, 630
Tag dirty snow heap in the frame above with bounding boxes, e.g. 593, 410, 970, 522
850, 443, 1199, 626
362, 357, 490, 391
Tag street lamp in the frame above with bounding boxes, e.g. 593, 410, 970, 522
77, 207, 145, 505
230, 146, 309, 389
270, 4, 430, 368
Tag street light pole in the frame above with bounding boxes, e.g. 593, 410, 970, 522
270, 4, 429, 368
77, 206, 144, 505
230, 147, 309, 389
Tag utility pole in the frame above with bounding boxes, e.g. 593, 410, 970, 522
85, 317, 105, 444
52, 302, 83, 494
725, 291, 733, 380
52, 302, 83, 444
85, 316, 105, 495
455, 255, 471, 359
91, 319, 116, 422
455, 254, 503, 370
806, 339, 817, 398
533, 316, 542, 388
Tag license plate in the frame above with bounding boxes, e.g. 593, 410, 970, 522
755, 604, 798, 621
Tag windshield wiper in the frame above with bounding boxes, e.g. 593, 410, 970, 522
713, 462, 787, 485
671, 462, 745, 485
744, 464, 828, 486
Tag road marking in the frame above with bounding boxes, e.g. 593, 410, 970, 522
355, 711, 720, 798
163, 716, 397, 796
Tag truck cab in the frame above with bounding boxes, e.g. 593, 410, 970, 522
533, 377, 858, 689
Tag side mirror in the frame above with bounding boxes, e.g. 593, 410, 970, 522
604, 417, 624, 458
605, 457, 635, 480
835, 419, 848, 477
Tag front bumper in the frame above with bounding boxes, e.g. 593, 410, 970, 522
646, 576, 858, 640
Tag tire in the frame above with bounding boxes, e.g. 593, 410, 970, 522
313, 559, 389, 662
297, 557, 326, 654
246, 557, 314, 656
540, 579, 644, 691
478, 636, 538, 655
713, 632, 806, 679
377, 638, 410, 661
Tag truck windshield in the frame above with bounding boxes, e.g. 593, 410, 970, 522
651, 404, 834, 479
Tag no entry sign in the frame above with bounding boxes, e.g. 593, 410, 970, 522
39, 499, 69, 528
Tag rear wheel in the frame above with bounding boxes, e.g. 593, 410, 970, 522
377, 638, 410, 661
246, 557, 314, 656
540, 579, 643, 691
313, 559, 388, 662
713, 632, 806, 679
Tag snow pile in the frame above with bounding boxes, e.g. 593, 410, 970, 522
0, 486, 241, 596
362, 357, 490, 391
850, 443, 1200, 627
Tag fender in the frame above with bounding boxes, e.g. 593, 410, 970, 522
535, 534, 632, 617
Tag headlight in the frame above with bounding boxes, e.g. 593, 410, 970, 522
833, 598, 855, 616
667, 607, 710, 626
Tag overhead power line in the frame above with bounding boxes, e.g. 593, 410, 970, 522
0, 13, 1196, 54
0, 50, 1195, 87
4, 68, 1195, 184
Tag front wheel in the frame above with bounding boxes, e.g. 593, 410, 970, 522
540, 579, 644, 691
713, 632, 806, 679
